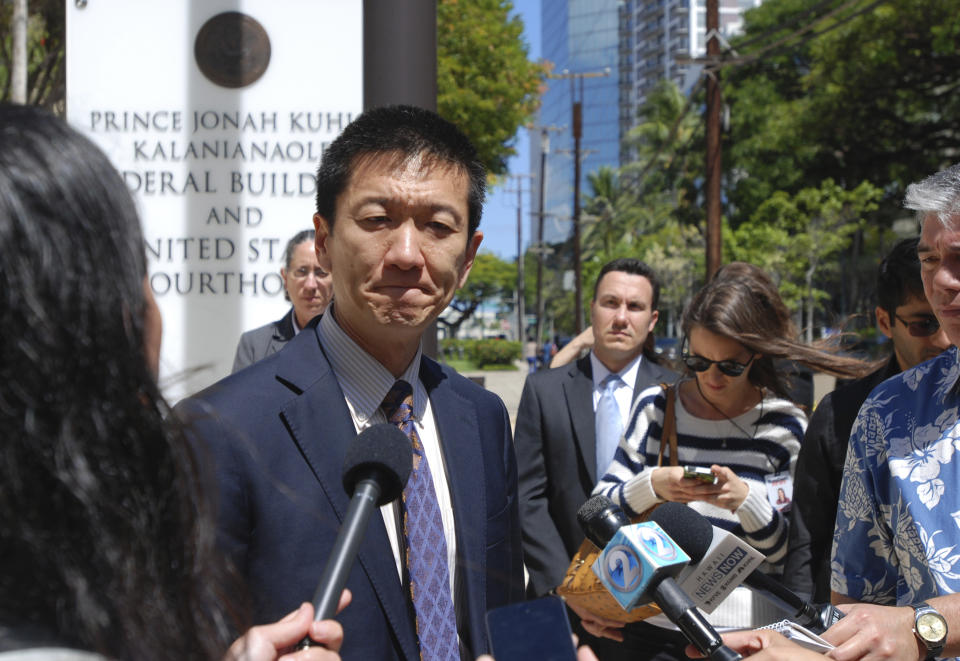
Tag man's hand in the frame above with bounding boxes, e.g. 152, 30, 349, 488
686, 629, 824, 659
821, 603, 922, 661
564, 599, 627, 642
225, 590, 352, 661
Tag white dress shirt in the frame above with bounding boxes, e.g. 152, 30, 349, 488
318, 310, 458, 602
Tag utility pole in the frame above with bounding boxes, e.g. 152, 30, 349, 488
547, 68, 610, 333
506, 173, 533, 341
533, 125, 562, 345
11, 0, 28, 103
705, 0, 722, 278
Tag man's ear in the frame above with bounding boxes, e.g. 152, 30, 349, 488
313, 213, 333, 272
457, 230, 484, 289
648, 309, 659, 333
876, 305, 893, 339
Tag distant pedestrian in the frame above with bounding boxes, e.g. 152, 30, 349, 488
524, 337, 539, 373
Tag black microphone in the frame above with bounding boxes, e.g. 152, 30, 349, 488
298, 423, 412, 649
576, 493, 630, 548
649, 504, 843, 633
578, 496, 742, 661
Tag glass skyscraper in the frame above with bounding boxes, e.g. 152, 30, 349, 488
532, 0, 762, 248
534, 0, 623, 246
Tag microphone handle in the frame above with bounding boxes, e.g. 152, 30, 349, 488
743, 571, 819, 624
654, 579, 742, 660
297, 477, 382, 649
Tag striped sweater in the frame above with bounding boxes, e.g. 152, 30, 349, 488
593, 381, 806, 568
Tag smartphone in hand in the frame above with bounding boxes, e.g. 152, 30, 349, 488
486, 596, 578, 661
683, 465, 718, 484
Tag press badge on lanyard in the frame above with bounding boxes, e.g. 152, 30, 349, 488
765, 471, 793, 512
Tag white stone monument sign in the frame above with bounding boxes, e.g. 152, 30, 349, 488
66, 0, 361, 400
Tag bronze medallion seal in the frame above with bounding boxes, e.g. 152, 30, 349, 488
194, 12, 271, 88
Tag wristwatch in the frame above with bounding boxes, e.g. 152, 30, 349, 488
912, 601, 948, 660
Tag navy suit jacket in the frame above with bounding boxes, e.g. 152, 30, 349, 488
515, 353, 677, 598
176, 320, 524, 660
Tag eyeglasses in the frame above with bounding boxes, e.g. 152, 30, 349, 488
681, 352, 756, 377
292, 267, 328, 281
893, 313, 941, 337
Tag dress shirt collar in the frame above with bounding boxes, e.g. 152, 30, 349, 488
589, 350, 642, 391
318, 305, 426, 425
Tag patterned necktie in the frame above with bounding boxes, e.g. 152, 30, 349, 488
381, 380, 459, 661
595, 373, 624, 478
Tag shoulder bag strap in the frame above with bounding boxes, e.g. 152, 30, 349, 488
657, 382, 679, 467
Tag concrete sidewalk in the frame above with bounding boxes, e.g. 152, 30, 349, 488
459, 362, 529, 429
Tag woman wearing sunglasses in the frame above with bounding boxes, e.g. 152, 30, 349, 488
588, 263, 863, 658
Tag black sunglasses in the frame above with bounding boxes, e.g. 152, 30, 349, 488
682, 353, 755, 377
893, 313, 941, 338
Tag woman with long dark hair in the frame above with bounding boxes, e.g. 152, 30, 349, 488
0, 104, 344, 660
588, 263, 863, 659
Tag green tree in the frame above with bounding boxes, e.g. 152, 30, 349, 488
0, 0, 64, 107
439, 251, 516, 338
726, 0, 960, 218
729, 179, 882, 340
438, 0, 545, 176
581, 166, 642, 261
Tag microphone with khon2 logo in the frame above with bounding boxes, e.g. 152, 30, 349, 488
579, 495, 742, 661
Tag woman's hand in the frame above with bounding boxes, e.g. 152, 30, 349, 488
651, 466, 748, 513
710, 465, 750, 512
650, 466, 722, 504
225, 590, 351, 661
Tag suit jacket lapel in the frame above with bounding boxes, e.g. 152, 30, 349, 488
276, 331, 420, 661
633, 356, 665, 402
565, 356, 598, 484
420, 358, 487, 656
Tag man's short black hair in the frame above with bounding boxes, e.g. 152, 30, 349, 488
314, 105, 486, 237
592, 258, 661, 310
877, 237, 924, 315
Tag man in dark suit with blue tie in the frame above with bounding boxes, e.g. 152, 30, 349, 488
514, 258, 676, 660
177, 106, 523, 661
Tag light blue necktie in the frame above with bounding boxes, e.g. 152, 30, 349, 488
595, 373, 624, 478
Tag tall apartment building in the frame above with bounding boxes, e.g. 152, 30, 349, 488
531, 0, 761, 248
631, 0, 762, 118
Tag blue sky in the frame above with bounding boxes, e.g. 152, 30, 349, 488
480, 0, 541, 261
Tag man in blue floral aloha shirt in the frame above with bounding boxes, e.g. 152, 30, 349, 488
828, 163, 960, 661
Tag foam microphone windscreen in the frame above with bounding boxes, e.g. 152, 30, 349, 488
648, 502, 714, 562
342, 423, 412, 504
577, 494, 631, 548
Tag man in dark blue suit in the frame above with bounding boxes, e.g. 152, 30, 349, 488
177, 106, 523, 661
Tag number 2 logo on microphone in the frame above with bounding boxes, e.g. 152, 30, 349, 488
603, 545, 643, 592
639, 526, 678, 561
